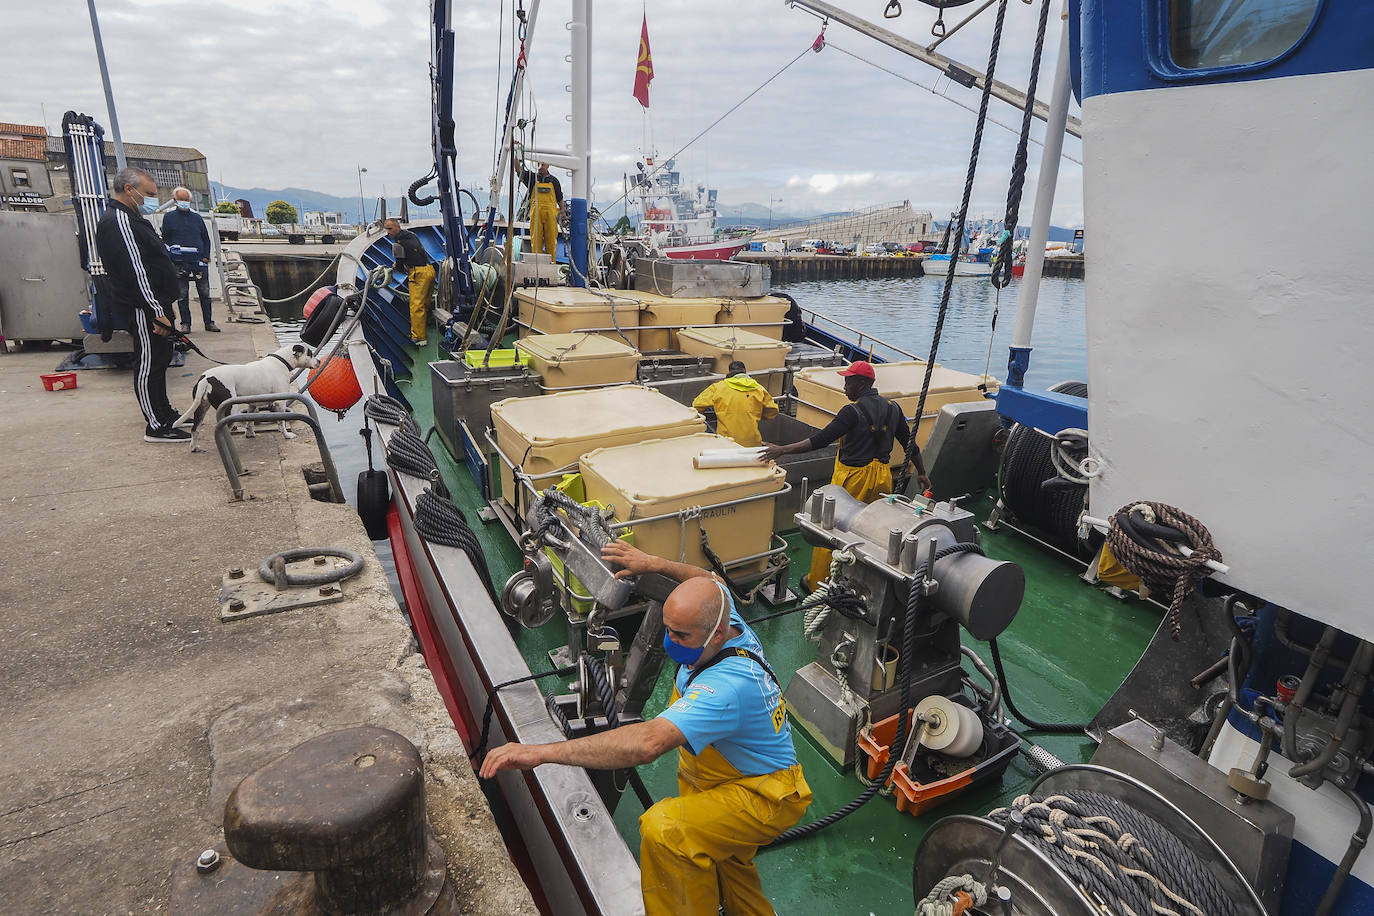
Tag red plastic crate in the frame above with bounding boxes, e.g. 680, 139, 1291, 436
41, 372, 77, 391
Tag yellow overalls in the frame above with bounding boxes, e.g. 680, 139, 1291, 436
639, 696, 812, 915
531, 177, 559, 258
407, 263, 436, 342
805, 457, 893, 590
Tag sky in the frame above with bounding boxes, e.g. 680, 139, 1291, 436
3, 0, 1085, 225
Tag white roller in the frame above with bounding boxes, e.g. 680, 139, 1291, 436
916, 695, 984, 758
693, 448, 767, 469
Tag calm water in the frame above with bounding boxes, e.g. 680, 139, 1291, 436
269, 275, 1086, 609
777, 275, 1087, 390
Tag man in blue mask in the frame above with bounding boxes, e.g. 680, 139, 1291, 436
94, 167, 190, 443
480, 544, 811, 915
160, 186, 218, 332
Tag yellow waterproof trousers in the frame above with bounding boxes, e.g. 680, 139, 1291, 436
639, 743, 811, 916
805, 457, 894, 590
407, 263, 436, 342
531, 181, 559, 257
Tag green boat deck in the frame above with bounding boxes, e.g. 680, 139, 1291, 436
396, 340, 1161, 914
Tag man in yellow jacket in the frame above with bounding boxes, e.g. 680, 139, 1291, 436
481, 543, 811, 916
761, 361, 930, 590
692, 361, 779, 447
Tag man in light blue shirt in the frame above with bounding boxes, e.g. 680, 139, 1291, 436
481, 544, 812, 915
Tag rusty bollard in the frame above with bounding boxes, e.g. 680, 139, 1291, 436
174, 727, 452, 914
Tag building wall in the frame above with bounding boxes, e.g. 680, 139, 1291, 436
0, 155, 53, 209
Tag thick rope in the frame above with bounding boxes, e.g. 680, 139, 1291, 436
988, 792, 1238, 916
990, 0, 1052, 289
916, 873, 988, 916
906, 0, 1010, 474
1105, 502, 1222, 640
414, 487, 498, 601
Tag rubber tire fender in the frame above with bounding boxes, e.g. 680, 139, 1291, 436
356, 469, 391, 540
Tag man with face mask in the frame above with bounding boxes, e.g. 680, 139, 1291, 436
159, 187, 218, 332
760, 361, 930, 589
480, 543, 811, 915
94, 167, 190, 442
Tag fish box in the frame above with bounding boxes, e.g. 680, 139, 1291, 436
430, 360, 541, 459
580, 432, 786, 574
515, 287, 640, 348
634, 292, 731, 352
676, 326, 789, 396
490, 386, 705, 512
515, 332, 641, 392
634, 258, 770, 298
792, 361, 998, 465
713, 295, 791, 341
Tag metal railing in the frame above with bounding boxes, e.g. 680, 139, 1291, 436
799, 307, 919, 363
213, 393, 343, 502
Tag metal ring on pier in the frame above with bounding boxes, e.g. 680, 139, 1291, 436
257, 547, 365, 587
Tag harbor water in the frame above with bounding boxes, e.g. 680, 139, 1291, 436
266, 274, 1087, 612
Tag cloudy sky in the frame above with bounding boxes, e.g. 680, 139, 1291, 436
4, 0, 1084, 224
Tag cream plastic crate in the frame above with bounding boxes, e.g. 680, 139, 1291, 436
515, 288, 641, 348
714, 296, 791, 341
635, 292, 730, 352
580, 432, 786, 574
676, 326, 789, 396
515, 333, 641, 392
490, 386, 705, 511
792, 360, 999, 464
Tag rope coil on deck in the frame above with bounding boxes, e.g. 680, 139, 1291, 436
1105, 502, 1222, 640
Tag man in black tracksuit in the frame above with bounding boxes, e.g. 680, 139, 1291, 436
95, 166, 190, 443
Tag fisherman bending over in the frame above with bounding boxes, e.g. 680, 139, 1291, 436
692, 360, 779, 447
480, 541, 812, 916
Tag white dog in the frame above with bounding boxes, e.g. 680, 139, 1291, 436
175, 343, 321, 452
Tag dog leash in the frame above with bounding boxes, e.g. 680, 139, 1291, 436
167, 327, 230, 365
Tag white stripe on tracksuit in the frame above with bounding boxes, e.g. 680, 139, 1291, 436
115, 209, 165, 430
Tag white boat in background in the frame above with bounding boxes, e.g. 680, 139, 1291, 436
923, 252, 993, 277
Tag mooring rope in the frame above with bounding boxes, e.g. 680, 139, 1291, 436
1105, 502, 1222, 640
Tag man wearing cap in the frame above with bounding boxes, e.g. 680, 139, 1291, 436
480, 542, 811, 915
761, 361, 930, 590
692, 360, 779, 448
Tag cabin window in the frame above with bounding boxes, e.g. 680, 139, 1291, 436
1168, 0, 1321, 70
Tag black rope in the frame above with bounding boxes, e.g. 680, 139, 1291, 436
472, 664, 579, 764
364, 394, 421, 436
905, 0, 1010, 473
414, 487, 498, 602
386, 428, 449, 497
988, 636, 1087, 732
550, 657, 656, 812
990, 791, 1238, 916
771, 543, 985, 845
989, 0, 1052, 290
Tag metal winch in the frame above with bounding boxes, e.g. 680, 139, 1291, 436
785, 485, 1025, 768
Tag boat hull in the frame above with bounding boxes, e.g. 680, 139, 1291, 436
661, 236, 754, 260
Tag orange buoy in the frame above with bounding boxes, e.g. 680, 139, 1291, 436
307, 353, 363, 412
303, 286, 333, 319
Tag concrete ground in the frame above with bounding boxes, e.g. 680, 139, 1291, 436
0, 316, 535, 914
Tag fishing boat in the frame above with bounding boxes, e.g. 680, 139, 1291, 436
322, 0, 1374, 913
631, 160, 755, 261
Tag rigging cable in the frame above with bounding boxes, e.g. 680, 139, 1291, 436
989, 0, 1052, 289
824, 42, 1079, 165
903, 0, 1010, 484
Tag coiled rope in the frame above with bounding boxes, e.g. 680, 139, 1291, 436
1105, 502, 1222, 640
413, 487, 498, 602
987, 791, 1237, 916
916, 874, 988, 916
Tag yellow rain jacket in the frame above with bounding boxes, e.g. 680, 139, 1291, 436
692, 375, 779, 448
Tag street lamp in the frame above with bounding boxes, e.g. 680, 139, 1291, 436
768, 197, 783, 231
357, 165, 368, 227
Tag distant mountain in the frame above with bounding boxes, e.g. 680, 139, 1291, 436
213, 183, 441, 224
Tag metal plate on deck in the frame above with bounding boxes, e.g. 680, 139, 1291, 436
218, 560, 350, 622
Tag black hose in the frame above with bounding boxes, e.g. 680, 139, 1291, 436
988, 637, 1088, 733
408, 169, 439, 207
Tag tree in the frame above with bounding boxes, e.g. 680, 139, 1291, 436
213, 200, 240, 214
265, 200, 298, 225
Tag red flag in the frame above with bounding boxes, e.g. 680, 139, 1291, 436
633, 14, 654, 108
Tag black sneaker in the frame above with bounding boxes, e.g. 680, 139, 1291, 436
145, 426, 192, 443
205, 322, 221, 332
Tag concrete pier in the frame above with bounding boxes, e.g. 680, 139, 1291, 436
0, 317, 535, 912
739, 251, 925, 283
